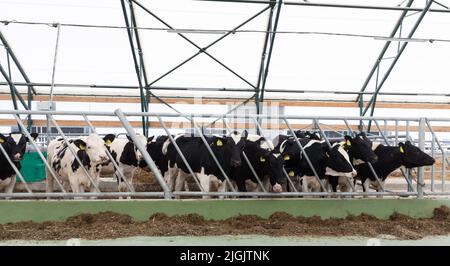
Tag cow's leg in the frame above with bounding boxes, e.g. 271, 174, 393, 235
174, 170, 189, 199
302, 176, 310, 194
3, 176, 16, 200
166, 166, 178, 191
262, 176, 271, 192
69, 177, 81, 199
45, 164, 54, 194
215, 176, 226, 199
197, 173, 211, 199
362, 178, 370, 198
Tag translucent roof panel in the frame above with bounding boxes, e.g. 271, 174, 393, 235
0, 0, 449, 103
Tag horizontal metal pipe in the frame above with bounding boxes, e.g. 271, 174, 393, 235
197, 0, 450, 13
0, 191, 420, 198
0, 109, 432, 121
3, 81, 450, 97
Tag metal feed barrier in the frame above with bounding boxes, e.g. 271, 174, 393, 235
0, 109, 449, 199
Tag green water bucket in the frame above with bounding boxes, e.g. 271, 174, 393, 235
17, 152, 47, 183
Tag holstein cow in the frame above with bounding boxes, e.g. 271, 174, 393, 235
46, 134, 116, 193
327, 132, 378, 192
0, 132, 38, 194
273, 130, 321, 148
354, 140, 435, 193
140, 135, 171, 179
230, 134, 285, 193
101, 134, 149, 192
277, 137, 356, 192
164, 131, 248, 197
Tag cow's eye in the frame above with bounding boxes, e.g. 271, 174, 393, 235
87, 146, 91, 149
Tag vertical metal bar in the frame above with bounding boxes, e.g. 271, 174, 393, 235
417, 117, 426, 198
431, 133, 435, 192
395, 120, 399, 146
222, 118, 267, 192
13, 114, 66, 193
49, 24, 61, 103
48, 115, 101, 193
251, 117, 298, 192
282, 118, 327, 192
156, 116, 204, 192
82, 115, 135, 192
114, 109, 172, 198
121, 0, 148, 136
0, 144, 32, 193
258, 0, 282, 115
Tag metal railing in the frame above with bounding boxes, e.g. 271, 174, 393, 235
0, 108, 449, 199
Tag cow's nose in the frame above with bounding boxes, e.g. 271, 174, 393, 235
272, 183, 283, 193
13, 153, 22, 161
230, 160, 241, 167
99, 155, 108, 161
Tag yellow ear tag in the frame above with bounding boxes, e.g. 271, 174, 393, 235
79, 144, 86, 151
105, 139, 112, 146
399, 146, 405, 153
0, 139, 4, 144
284, 155, 290, 161
346, 140, 351, 146
260, 156, 266, 162
288, 171, 295, 177
326, 152, 330, 158
216, 139, 223, 147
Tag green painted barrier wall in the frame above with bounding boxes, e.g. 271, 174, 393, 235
17, 152, 47, 183
0, 199, 449, 224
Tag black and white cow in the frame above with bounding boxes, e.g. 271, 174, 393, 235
0, 132, 38, 194
354, 140, 435, 193
164, 131, 248, 197
327, 132, 378, 192
273, 130, 321, 148
230, 134, 285, 193
140, 135, 170, 175
277, 137, 356, 192
101, 134, 149, 192
46, 134, 116, 193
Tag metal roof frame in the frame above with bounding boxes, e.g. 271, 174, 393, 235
0, 0, 448, 132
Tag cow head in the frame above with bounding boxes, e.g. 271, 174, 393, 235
399, 141, 435, 168
73, 134, 116, 164
323, 143, 357, 178
259, 149, 286, 193
344, 132, 378, 163
0, 132, 38, 162
221, 130, 248, 167
126, 134, 150, 162
295, 130, 321, 140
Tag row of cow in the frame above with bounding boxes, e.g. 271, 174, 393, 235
0, 129, 435, 197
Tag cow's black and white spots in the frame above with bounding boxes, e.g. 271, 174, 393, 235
327, 132, 378, 192
230, 134, 286, 193
101, 134, 148, 192
354, 141, 435, 193
46, 134, 115, 194
277, 137, 355, 192
164, 131, 248, 198
0, 133, 38, 194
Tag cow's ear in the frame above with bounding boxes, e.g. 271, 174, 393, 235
344, 135, 352, 146
241, 130, 248, 140
103, 134, 116, 146
28, 133, 39, 142
74, 139, 87, 151
0, 133, 6, 144
147, 136, 155, 143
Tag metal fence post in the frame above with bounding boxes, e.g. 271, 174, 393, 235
114, 109, 172, 199
417, 117, 426, 198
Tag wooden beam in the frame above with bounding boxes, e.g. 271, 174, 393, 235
0, 94, 449, 109
1, 118, 450, 132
